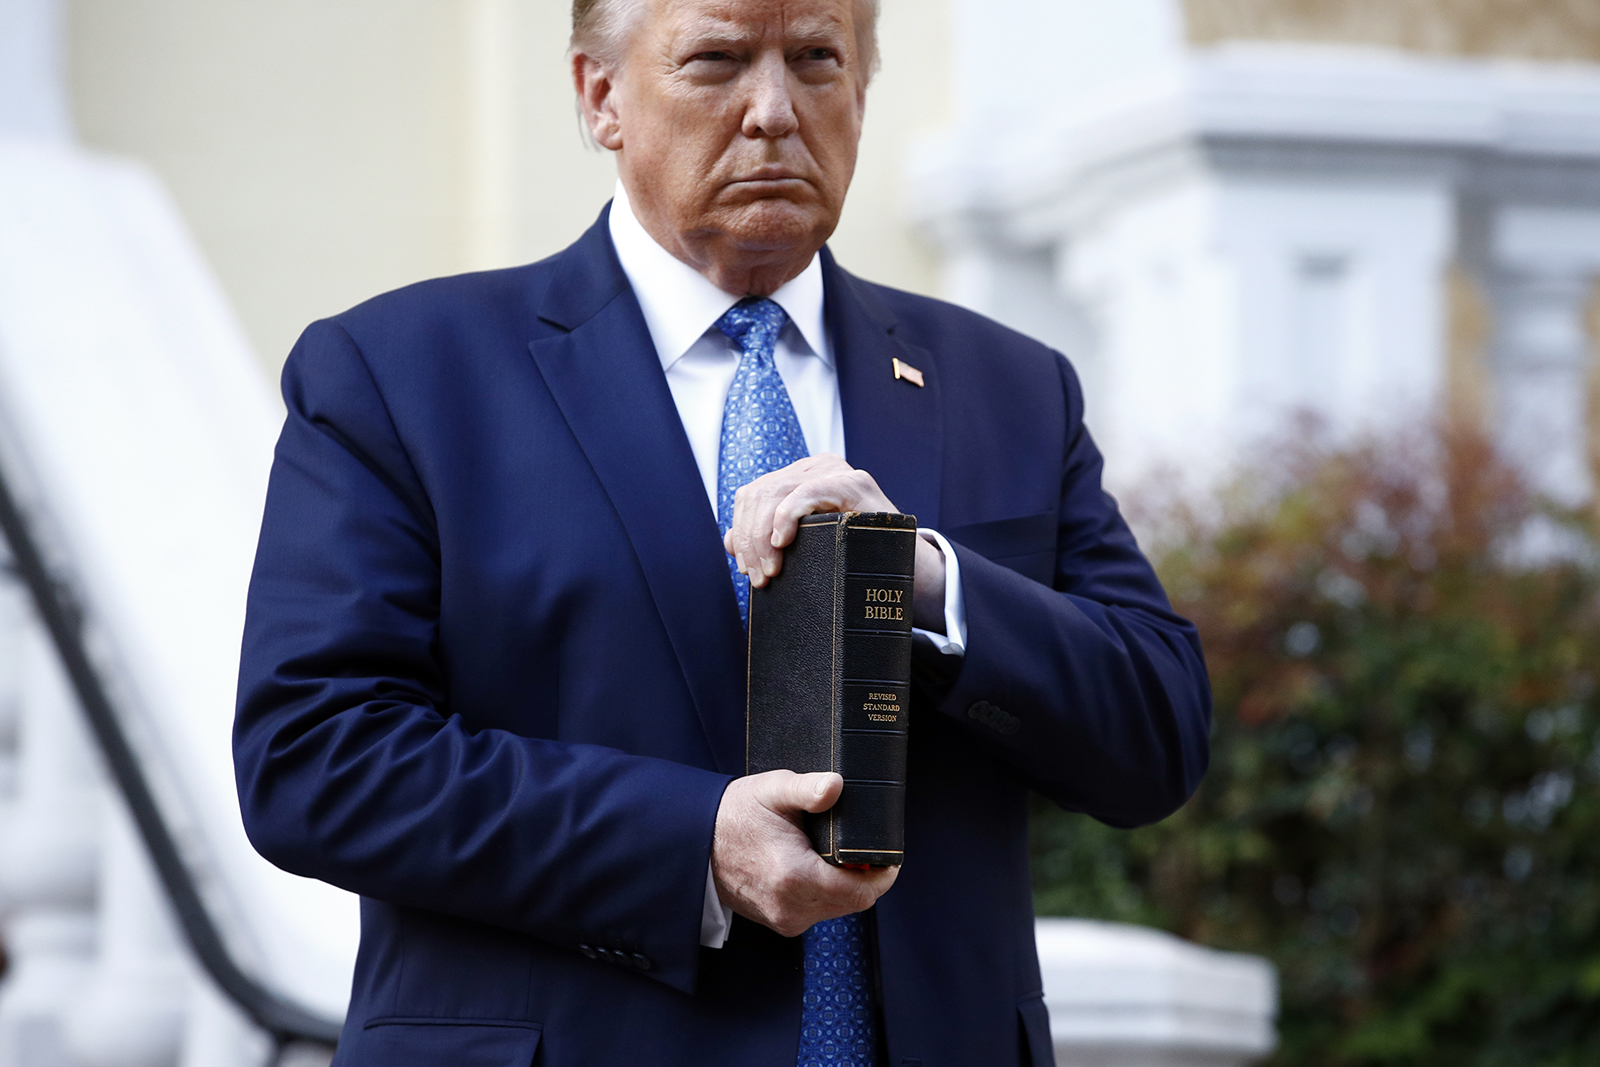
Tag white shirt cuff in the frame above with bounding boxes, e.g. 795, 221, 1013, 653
912, 528, 967, 657
700, 860, 733, 948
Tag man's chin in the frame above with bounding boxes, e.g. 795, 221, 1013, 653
713, 199, 835, 256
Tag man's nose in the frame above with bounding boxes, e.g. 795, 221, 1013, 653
742, 52, 799, 140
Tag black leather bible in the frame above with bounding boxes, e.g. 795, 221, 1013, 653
746, 511, 917, 867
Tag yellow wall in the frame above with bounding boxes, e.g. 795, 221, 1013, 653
66, 0, 952, 375
1184, 0, 1600, 62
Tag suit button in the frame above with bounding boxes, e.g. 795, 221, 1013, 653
968, 701, 1019, 735
631, 953, 653, 972
579, 943, 598, 960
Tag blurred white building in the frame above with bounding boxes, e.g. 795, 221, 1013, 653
912, 0, 1600, 501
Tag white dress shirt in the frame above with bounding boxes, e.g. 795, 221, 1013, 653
607, 182, 967, 948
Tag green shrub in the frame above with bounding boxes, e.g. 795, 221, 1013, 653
1031, 421, 1600, 1066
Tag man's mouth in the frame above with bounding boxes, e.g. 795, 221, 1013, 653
724, 173, 812, 199
728, 166, 808, 186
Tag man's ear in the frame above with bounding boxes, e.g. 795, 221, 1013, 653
572, 52, 625, 151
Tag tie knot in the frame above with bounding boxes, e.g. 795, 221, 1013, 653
714, 298, 787, 359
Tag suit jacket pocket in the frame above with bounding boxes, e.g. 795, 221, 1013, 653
945, 512, 1057, 585
344, 1017, 541, 1067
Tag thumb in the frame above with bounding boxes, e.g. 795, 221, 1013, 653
761, 770, 843, 815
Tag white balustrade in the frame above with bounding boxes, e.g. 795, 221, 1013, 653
1038, 919, 1278, 1067
62, 798, 187, 1067
175, 974, 271, 1067
0, 597, 102, 1067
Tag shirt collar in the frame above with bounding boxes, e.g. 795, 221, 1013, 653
608, 181, 830, 372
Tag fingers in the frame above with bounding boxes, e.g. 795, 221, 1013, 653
710, 771, 901, 938
767, 467, 885, 553
723, 454, 897, 589
779, 856, 901, 934
756, 852, 900, 937
729, 456, 841, 583
736, 470, 792, 582
756, 770, 842, 816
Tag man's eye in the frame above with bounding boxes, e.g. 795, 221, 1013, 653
690, 51, 734, 63
799, 48, 838, 63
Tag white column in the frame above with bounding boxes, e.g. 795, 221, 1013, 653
1490, 206, 1600, 507
0, 609, 102, 1067
176, 972, 271, 1067
1487, 268, 1596, 506
0, 568, 21, 850
0, 574, 26, 1031
463, 0, 518, 271
62, 797, 186, 1067
0, 6, 97, 1055
0, 0, 73, 141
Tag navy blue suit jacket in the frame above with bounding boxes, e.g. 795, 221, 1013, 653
234, 207, 1211, 1066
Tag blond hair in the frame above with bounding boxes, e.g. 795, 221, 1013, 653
570, 0, 882, 82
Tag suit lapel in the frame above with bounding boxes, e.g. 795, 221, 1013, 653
825, 250, 944, 529
527, 210, 747, 774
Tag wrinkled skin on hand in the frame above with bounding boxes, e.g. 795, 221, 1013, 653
722, 452, 947, 631
712, 769, 899, 937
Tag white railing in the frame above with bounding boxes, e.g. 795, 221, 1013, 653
0, 131, 354, 1067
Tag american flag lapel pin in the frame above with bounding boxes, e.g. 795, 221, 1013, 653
892, 358, 925, 387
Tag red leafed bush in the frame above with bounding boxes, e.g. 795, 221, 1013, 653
1031, 418, 1600, 1065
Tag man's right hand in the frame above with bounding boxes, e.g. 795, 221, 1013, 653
711, 770, 900, 939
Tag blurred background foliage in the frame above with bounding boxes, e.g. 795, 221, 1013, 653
1031, 419, 1600, 1065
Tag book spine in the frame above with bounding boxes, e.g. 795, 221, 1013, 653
824, 516, 915, 867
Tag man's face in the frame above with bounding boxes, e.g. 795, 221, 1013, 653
597, 0, 866, 292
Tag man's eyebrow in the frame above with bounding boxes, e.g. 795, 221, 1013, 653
669, 15, 849, 51
782, 17, 849, 43
670, 17, 760, 50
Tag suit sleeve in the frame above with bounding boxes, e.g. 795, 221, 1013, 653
233, 320, 730, 995
929, 354, 1212, 828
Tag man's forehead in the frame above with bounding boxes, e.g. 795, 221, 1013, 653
648, 0, 853, 40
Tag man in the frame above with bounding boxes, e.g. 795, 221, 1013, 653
233, 0, 1211, 1063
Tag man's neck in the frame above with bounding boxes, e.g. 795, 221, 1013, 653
608, 182, 831, 372
618, 183, 821, 298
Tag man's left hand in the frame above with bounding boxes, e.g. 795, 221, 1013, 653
722, 453, 947, 631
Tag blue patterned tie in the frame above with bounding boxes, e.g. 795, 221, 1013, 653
797, 912, 877, 1065
715, 298, 810, 626
712, 298, 878, 1066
